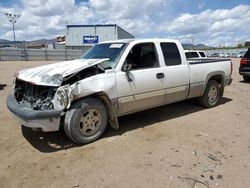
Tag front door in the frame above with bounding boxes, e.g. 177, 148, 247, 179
115, 42, 166, 115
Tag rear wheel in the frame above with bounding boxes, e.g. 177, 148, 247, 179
64, 98, 108, 144
243, 75, 250, 82
199, 80, 220, 108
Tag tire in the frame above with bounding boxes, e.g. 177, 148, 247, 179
198, 80, 220, 108
243, 75, 250, 82
64, 98, 108, 144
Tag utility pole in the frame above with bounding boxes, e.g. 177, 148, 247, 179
191, 37, 195, 50
5, 12, 20, 48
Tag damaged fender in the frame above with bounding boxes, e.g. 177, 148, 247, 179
68, 70, 119, 129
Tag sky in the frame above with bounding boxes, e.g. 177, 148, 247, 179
0, 0, 250, 47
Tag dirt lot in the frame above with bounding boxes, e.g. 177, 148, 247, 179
0, 59, 249, 188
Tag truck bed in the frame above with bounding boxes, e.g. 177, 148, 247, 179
188, 58, 231, 64
187, 58, 232, 99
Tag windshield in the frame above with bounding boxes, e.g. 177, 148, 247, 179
81, 43, 127, 69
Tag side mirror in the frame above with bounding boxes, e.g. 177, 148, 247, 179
123, 62, 133, 82
124, 62, 132, 72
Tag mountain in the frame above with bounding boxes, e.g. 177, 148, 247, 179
0, 38, 56, 47
25, 39, 56, 45
182, 43, 214, 50
0, 39, 11, 43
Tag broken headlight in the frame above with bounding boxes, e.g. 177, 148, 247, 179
52, 86, 69, 111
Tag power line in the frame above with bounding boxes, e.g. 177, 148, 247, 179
4, 12, 20, 48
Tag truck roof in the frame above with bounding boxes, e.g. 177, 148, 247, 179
184, 50, 206, 53
99, 38, 181, 44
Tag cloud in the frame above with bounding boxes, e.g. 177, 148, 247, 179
88, 0, 170, 37
21, 0, 75, 17
0, 0, 250, 47
0, 0, 96, 40
161, 4, 250, 46
0, 0, 171, 40
198, 2, 205, 9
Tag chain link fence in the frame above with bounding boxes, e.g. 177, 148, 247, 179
0, 47, 91, 61
203, 48, 248, 56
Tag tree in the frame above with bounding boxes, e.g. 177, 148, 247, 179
244, 41, 250, 47
237, 44, 243, 48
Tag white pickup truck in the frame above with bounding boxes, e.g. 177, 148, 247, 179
7, 39, 232, 144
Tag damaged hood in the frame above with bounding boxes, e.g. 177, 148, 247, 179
17, 59, 109, 86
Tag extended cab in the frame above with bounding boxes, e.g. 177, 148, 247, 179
7, 39, 233, 144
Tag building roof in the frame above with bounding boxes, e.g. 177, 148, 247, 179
67, 24, 117, 28
66, 24, 135, 38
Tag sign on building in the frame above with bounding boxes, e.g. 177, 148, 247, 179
83, 36, 99, 44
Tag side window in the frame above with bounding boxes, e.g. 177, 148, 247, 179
185, 52, 192, 58
125, 43, 159, 70
192, 52, 199, 58
243, 48, 250, 58
199, 52, 206, 57
160, 43, 182, 66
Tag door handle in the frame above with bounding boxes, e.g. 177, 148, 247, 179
156, 73, 164, 79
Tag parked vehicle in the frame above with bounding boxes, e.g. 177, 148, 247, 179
7, 39, 233, 144
239, 48, 250, 81
185, 50, 207, 59
209, 53, 219, 57
219, 53, 227, 58
236, 51, 246, 58
230, 53, 237, 58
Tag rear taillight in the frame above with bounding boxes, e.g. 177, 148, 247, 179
240, 58, 248, 65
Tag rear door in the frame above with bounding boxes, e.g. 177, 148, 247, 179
159, 42, 189, 103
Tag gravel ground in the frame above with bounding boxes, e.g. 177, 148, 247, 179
0, 59, 249, 188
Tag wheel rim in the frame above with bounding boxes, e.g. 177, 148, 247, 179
78, 108, 102, 136
208, 85, 218, 104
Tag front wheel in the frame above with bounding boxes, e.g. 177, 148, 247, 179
198, 80, 220, 108
64, 98, 108, 144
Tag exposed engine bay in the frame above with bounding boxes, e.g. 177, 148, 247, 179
14, 79, 58, 110
14, 65, 105, 110
62, 64, 105, 85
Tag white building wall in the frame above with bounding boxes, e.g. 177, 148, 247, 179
66, 25, 134, 47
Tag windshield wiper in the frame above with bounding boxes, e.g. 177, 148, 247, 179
103, 65, 112, 70
97, 64, 105, 71
97, 64, 112, 71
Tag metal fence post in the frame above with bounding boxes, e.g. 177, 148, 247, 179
65, 48, 67, 60
45, 48, 47, 61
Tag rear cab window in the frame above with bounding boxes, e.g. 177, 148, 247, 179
185, 52, 199, 58
160, 43, 182, 66
199, 52, 206, 57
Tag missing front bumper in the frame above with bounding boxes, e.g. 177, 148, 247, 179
6, 94, 62, 132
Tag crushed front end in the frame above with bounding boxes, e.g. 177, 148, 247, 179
6, 58, 110, 132
7, 78, 64, 132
